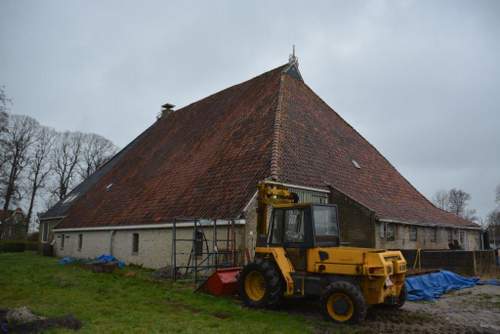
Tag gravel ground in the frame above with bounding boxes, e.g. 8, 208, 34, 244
280, 285, 500, 334
402, 285, 500, 334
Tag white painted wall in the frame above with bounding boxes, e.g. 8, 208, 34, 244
54, 225, 245, 269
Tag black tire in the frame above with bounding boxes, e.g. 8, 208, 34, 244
390, 284, 407, 308
238, 257, 283, 308
321, 281, 367, 324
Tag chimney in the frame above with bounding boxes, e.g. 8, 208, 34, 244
158, 103, 175, 119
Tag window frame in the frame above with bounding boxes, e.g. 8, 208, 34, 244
78, 234, 83, 251
60, 234, 65, 250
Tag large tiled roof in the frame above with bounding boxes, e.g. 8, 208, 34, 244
55, 63, 478, 229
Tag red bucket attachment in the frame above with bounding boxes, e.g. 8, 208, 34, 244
201, 267, 241, 296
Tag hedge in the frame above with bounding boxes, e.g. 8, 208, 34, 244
0, 241, 39, 252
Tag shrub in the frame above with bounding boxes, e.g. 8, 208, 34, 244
24, 241, 39, 251
0, 240, 26, 252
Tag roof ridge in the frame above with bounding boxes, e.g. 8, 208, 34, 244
270, 73, 286, 181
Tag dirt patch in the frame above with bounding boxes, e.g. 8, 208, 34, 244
403, 285, 500, 334
0, 307, 82, 333
212, 311, 231, 319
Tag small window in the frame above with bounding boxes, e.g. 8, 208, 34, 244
195, 230, 203, 256
459, 230, 465, 245
78, 234, 83, 251
284, 209, 305, 243
409, 226, 417, 241
447, 229, 453, 243
60, 234, 65, 250
386, 224, 395, 241
132, 233, 139, 254
431, 228, 437, 243
42, 222, 49, 242
379, 223, 385, 239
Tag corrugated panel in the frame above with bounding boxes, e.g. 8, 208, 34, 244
286, 187, 329, 204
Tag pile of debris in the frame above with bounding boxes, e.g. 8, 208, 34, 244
59, 254, 125, 273
0, 306, 81, 333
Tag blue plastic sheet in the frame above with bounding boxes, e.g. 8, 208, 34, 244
405, 270, 479, 301
478, 279, 500, 286
58, 254, 125, 269
58, 256, 77, 265
94, 254, 125, 268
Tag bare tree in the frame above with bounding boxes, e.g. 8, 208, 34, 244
433, 190, 449, 210
462, 208, 478, 223
78, 133, 117, 179
25, 126, 55, 232
0, 86, 12, 171
487, 210, 500, 248
496, 184, 500, 206
447, 188, 471, 217
1, 115, 38, 211
51, 131, 83, 201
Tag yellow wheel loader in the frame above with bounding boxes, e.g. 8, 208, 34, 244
238, 182, 407, 324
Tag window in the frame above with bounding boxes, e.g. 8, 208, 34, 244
314, 206, 339, 245
386, 224, 396, 241
195, 230, 203, 256
409, 226, 417, 241
379, 223, 395, 241
447, 229, 453, 243
431, 228, 437, 243
78, 234, 83, 251
42, 222, 49, 242
459, 230, 465, 245
284, 209, 305, 243
271, 209, 284, 244
132, 233, 139, 254
60, 234, 65, 250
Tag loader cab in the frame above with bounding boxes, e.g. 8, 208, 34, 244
266, 204, 340, 270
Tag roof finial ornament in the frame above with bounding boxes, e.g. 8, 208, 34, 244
288, 44, 298, 67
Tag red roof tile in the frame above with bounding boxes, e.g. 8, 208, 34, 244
56, 63, 478, 229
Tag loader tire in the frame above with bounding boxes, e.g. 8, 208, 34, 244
321, 281, 367, 324
238, 258, 283, 308
387, 284, 407, 308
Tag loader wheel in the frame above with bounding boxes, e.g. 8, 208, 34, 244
321, 281, 367, 324
238, 258, 283, 308
386, 284, 407, 308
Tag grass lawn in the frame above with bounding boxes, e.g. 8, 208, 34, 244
0, 252, 353, 333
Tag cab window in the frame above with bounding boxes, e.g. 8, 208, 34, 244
313, 206, 339, 245
284, 209, 305, 243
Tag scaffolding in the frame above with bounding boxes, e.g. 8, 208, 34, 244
171, 218, 239, 284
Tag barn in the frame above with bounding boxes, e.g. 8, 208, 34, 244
40, 57, 481, 269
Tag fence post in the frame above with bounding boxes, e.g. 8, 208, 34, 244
172, 219, 177, 281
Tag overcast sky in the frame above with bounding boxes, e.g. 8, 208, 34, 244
1, 0, 499, 219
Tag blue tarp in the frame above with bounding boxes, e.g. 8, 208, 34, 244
58, 256, 77, 265
58, 254, 125, 269
405, 270, 479, 301
93, 254, 125, 268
